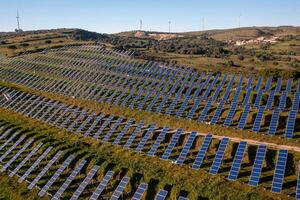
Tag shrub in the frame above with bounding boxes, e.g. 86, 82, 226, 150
7, 45, 17, 49
45, 40, 52, 44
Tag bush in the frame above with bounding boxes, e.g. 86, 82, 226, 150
0, 41, 6, 45
238, 54, 244, 61
20, 43, 29, 47
45, 40, 52, 44
7, 45, 17, 49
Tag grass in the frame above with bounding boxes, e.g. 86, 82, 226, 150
0, 108, 292, 200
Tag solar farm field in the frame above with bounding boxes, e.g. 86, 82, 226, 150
0, 45, 300, 200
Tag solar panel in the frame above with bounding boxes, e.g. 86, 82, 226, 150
237, 104, 250, 130
70, 165, 100, 200
161, 128, 182, 160
53, 106, 75, 126
0, 131, 19, 151
124, 121, 145, 149
175, 131, 197, 165
192, 134, 212, 169
9, 142, 43, 177
178, 197, 189, 200
224, 102, 237, 127
93, 115, 114, 139
265, 77, 273, 91
0, 139, 34, 172
176, 96, 190, 117
45, 103, 66, 123
266, 90, 275, 109
135, 124, 156, 152
198, 99, 213, 122
271, 149, 288, 193
286, 79, 292, 93
28, 150, 62, 189
268, 108, 280, 135
292, 92, 300, 111
255, 76, 263, 91
285, 110, 296, 139
187, 98, 201, 119
76, 112, 96, 133
210, 101, 225, 124
0, 135, 26, 163
209, 137, 229, 174
201, 84, 213, 101
0, 128, 11, 140
252, 106, 265, 133
279, 91, 287, 110
228, 141, 247, 180
83, 114, 105, 137
248, 144, 267, 186
67, 110, 87, 131
254, 89, 263, 108
18, 146, 53, 183
155, 189, 168, 200
110, 176, 130, 200
112, 119, 134, 145
38, 155, 75, 197
102, 117, 124, 142
90, 170, 114, 200
52, 159, 87, 200
242, 88, 252, 106
148, 127, 169, 156
131, 183, 148, 200
275, 78, 281, 93
60, 107, 80, 128
295, 162, 300, 200
246, 76, 253, 89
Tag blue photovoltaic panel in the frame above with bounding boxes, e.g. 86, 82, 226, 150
248, 144, 267, 186
265, 76, 273, 91
279, 91, 287, 110
161, 128, 182, 160
198, 99, 213, 122
209, 137, 229, 174
110, 176, 130, 200
271, 149, 288, 193
178, 197, 189, 200
52, 160, 87, 200
155, 189, 168, 200
148, 127, 169, 156
242, 88, 252, 106
124, 121, 145, 149
0, 139, 34, 172
28, 150, 62, 189
275, 78, 281, 93
176, 131, 197, 165
38, 155, 75, 196
285, 110, 296, 139
70, 165, 100, 200
268, 108, 280, 135
135, 124, 156, 152
83, 114, 105, 137
292, 92, 300, 111
266, 90, 275, 109
295, 163, 300, 200
254, 89, 263, 108
112, 119, 134, 145
228, 141, 247, 180
9, 142, 43, 177
252, 106, 265, 133
102, 117, 123, 142
0, 128, 11, 140
210, 101, 225, 124
0, 135, 26, 163
90, 171, 114, 200
286, 79, 292, 93
192, 134, 212, 169
0, 132, 19, 151
255, 77, 263, 91
18, 146, 53, 183
132, 183, 148, 200
246, 76, 253, 89
187, 98, 201, 119
76, 112, 96, 133
176, 96, 190, 117
224, 101, 237, 126
237, 104, 250, 130
93, 115, 114, 139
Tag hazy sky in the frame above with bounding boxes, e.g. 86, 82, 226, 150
0, 0, 299, 33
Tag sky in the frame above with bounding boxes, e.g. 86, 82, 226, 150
0, 0, 300, 34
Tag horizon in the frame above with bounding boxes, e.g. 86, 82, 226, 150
0, 0, 300, 34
